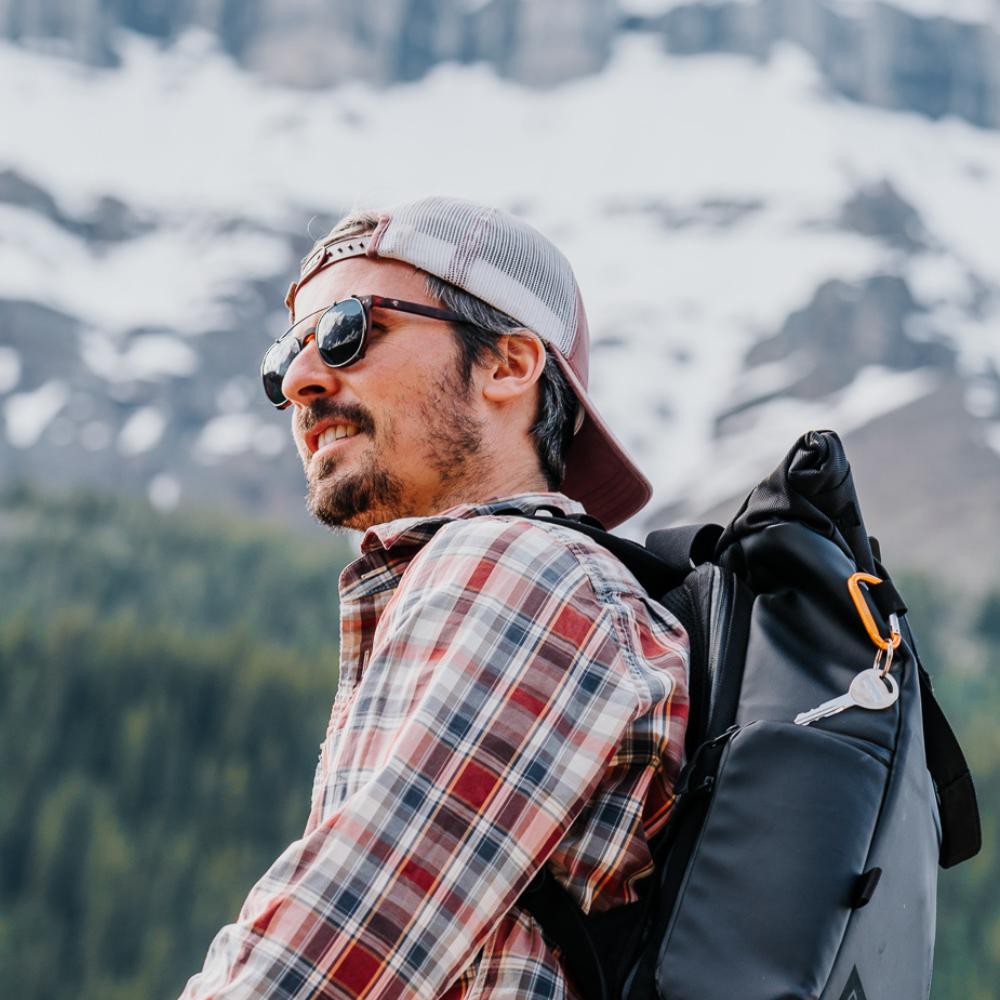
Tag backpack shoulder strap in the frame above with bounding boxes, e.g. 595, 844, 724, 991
918, 666, 982, 867
520, 869, 610, 1000
492, 508, 690, 596
870, 568, 981, 869
645, 523, 724, 574
499, 509, 696, 1000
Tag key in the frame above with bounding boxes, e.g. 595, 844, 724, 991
794, 669, 899, 726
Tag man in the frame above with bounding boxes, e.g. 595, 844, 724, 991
180, 196, 688, 999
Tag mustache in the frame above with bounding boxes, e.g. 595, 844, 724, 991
298, 400, 376, 438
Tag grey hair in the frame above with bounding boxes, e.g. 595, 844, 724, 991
305, 211, 579, 489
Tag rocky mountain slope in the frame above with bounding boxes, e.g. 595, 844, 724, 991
2, 0, 999, 122
0, 1, 998, 587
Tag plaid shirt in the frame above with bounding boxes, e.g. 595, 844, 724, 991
179, 494, 688, 999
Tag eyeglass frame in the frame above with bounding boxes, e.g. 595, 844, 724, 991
261, 294, 471, 410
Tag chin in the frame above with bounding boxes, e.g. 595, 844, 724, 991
305, 457, 404, 531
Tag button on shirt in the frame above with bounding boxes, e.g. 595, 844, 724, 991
179, 493, 689, 1000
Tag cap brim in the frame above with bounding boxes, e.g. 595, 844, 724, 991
551, 352, 653, 530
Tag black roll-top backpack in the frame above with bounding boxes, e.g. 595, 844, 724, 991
510, 429, 981, 1000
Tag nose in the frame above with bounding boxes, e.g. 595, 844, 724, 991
281, 335, 342, 406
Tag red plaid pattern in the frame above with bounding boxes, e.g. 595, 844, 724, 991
179, 494, 688, 999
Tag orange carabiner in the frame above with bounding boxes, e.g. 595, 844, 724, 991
847, 572, 902, 652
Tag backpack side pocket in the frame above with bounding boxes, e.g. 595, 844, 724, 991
655, 720, 889, 1000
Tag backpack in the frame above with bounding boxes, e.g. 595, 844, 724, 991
512, 429, 981, 1000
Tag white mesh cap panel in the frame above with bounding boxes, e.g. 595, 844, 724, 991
375, 197, 580, 357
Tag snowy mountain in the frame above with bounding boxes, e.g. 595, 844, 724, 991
1, 1, 998, 586
3, 0, 999, 122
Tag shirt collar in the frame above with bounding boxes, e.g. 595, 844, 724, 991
359, 492, 587, 554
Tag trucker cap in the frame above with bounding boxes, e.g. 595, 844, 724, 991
286, 196, 653, 529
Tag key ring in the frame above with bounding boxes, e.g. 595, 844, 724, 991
873, 638, 895, 679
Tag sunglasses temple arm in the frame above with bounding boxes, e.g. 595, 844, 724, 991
368, 295, 466, 324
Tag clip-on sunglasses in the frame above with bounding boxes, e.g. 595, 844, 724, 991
261, 295, 467, 409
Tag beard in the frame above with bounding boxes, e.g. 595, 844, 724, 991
305, 445, 405, 531
301, 363, 487, 531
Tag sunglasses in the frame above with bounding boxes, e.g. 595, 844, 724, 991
261, 294, 468, 409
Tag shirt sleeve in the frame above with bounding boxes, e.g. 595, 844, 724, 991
178, 517, 657, 1000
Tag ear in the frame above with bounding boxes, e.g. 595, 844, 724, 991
480, 331, 547, 405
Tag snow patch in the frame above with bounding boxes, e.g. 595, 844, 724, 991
906, 254, 974, 307
966, 380, 998, 419
619, 0, 701, 14
985, 422, 1000, 458
118, 406, 167, 455
218, 378, 253, 413
81, 331, 198, 383
0, 347, 21, 393
253, 424, 287, 456
0, 203, 290, 335
149, 472, 181, 510
3, 380, 69, 447
194, 414, 287, 461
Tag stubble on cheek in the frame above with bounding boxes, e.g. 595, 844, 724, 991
416, 367, 489, 506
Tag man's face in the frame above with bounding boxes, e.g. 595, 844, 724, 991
281, 255, 489, 530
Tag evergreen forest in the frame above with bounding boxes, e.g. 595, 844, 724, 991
0, 486, 996, 999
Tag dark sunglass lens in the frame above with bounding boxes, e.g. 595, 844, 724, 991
261, 336, 301, 406
315, 298, 366, 367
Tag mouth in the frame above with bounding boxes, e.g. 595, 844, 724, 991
307, 421, 362, 456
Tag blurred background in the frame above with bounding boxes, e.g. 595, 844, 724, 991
0, 0, 998, 997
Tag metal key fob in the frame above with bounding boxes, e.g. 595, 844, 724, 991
795, 669, 899, 726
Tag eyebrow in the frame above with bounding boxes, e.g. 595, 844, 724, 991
366, 302, 401, 330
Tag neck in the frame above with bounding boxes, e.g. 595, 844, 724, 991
427, 439, 550, 515
430, 469, 551, 514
